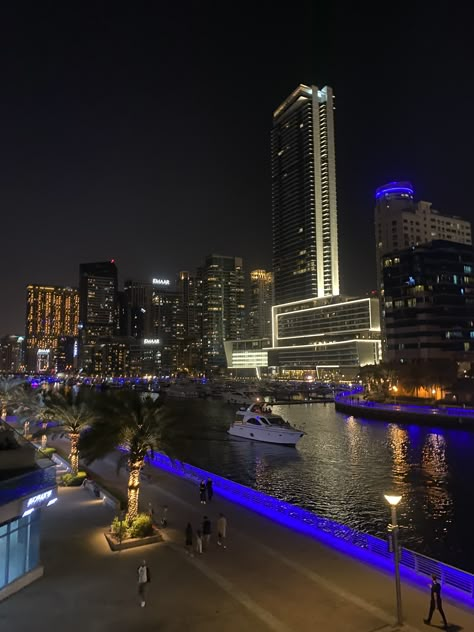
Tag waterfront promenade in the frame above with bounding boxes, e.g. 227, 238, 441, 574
2, 449, 473, 631
335, 394, 474, 429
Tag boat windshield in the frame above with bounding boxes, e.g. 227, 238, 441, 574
268, 416, 287, 426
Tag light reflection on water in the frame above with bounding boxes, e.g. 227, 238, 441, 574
165, 398, 474, 571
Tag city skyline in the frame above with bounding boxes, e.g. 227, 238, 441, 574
1, 5, 473, 334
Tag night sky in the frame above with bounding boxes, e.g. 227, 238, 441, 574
1, 4, 472, 334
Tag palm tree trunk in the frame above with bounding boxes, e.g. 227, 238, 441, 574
69, 433, 80, 476
127, 459, 143, 521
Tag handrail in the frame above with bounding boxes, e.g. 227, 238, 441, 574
146, 451, 474, 603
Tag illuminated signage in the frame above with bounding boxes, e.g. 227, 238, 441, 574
37, 349, 50, 355
23, 489, 56, 515
143, 339, 160, 345
152, 278, 170, 286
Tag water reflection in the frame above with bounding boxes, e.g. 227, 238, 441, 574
164, 399, 474, 571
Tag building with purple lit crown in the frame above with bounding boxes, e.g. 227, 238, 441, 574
375, 181, 472, 357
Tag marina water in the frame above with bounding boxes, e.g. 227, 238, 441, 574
165, 398, 474, 573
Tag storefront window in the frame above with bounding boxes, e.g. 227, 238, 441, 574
0, 512, 41, 590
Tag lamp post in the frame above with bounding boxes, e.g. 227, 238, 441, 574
392, 385, 398, 406
384, 494, 403, 626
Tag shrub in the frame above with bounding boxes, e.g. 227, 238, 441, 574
111, 516, 128, 540
127, 513, 154, 539
62, 471, 87, 486
37, 447, 57, 458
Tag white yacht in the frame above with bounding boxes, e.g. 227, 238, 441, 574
228, 404, 304, 446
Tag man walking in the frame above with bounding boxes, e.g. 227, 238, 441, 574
206, 478, 214, 502
202, 515, 211, 549
199, 480, 207, 504
137, 560, 151, 608
217, 512, 227, 548
424, 575, 448, 628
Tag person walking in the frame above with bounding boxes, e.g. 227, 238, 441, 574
195, 529, 203, 554
202, 516, 211, 549
185, 522, 194, 556
424, 575, 448, 628
217, 512, 227, 548
206, 477, 214, 502
199, 480, 207, 504
147, 502, 155, 523
161, 505, 168, 527
137, 560, 151, 608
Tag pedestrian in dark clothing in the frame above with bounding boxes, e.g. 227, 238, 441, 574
202, 515, 211, 549
199, 480, 207, 504
137, 560, 151, 608
185, 522, 194, 556
206, 478, 213, 502
424, 575, 448, 628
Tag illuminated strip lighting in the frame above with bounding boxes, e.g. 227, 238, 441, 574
277, 327, 373, 341
375, 187, 414, 199
275, 297, 371, 316
274, 339, 379, 350
145, 448, 474, 607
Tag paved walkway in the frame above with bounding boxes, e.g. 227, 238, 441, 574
2, 448, 472, 631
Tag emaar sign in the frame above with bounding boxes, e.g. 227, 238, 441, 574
143, 339, 160, 345
152, 278, 170, 286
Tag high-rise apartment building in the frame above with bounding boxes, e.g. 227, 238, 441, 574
375, 181, 472, 286
79, 261, 118, 373
177, 271, 203, 371
202, 255, 245, 369
248, 269, 273, 339
375, 181, 472, 357
25, 285, 79, 372
0, 335, 25, 373
272, 84, 339, 305
382, 240, 474, 366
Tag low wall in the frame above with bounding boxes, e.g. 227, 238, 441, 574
146, 451, 474, 606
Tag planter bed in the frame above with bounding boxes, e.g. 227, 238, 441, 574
104, 528, 163, 551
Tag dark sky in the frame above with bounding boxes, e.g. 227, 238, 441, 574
1, 3, 473, 334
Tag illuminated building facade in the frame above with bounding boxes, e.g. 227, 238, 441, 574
79, 261, 118, 373
202, 255, 245, 370
383, 240, 474, 365
272, 84, 339, 305
0, 336, 25, 373
177, 271, 203, 371
248, 270, 273, 339
375, 181, 472, 356
268, 295, 381, 376
25, 285, 79, 372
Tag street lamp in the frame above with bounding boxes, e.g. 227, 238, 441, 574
392, 385, 398, 406
384, 494, 403, 626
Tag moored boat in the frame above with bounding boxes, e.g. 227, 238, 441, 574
228, 404, 304, 446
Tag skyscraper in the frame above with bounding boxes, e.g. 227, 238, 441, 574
202, 255, 245, 369
78, 261, 118, 373
248, 269, 273, 339
272, 84, 339, 305
374, 181, 472, 357
25, 285, 79, 372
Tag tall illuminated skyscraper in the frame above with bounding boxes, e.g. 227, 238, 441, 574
25, 285, 79, 371
79, 261, 118, 373
272, 84, 339, 305
248, 269, 273, 339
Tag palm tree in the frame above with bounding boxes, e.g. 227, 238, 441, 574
41, 389, 97, 475
0, 376, 25, 419
79, 391, 173, 521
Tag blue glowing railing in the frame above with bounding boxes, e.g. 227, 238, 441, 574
147, 451, 474, 603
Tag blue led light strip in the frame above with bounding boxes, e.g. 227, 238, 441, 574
146, 449, 474, 607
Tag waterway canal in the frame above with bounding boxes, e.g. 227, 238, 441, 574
165, 398, 474, 572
